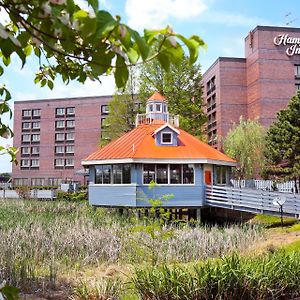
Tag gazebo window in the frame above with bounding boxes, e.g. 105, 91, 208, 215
170, 164, 182, 184
183, 164, 194, 184
143, 164, 194, 185
215, 166, 227, 185
103, 165, 112, 184
113, 165, 122, 184
143, 164, 155, 184
157, 164, 168, 184
95, 164, 131, 184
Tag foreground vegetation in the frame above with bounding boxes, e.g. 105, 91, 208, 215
1, 199, 300, 299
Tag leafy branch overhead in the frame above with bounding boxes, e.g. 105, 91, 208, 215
0, 0, 206, 89
0, 0, 206, 161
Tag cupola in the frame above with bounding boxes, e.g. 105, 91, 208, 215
135, 92, 179, 127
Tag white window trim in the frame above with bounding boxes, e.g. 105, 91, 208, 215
32, 134, 40, 142
31, 160, 40, 167
32, 122, 40, 129
55, 159, 65, 166
22, 134, 31, 142
65, 146, 74, 153
56, 120, 65, 128
31, 146, 40, 154
55, 133, 65, 141
161, 132, 173, 145
56, 108, 65, 115
65, 159, 74, 166
66, 133, 75, 141
55, 146, 65, 154
22, 122, 31, 129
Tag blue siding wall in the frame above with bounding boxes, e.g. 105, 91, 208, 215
155, 126, 178, 146
88, 163, 205, 207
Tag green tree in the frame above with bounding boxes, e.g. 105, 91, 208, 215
223, 117, 266, 180
101, 68, 144, 145
264, 92, 300, 192
0, 0, 206, 161
138, 56, 207, 138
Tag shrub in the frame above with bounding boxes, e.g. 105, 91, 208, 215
15, 186, 31, 200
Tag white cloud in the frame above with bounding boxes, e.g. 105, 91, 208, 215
125, 0, 208, 30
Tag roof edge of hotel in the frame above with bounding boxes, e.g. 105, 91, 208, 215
202, 57, 246, 78
252, 25, 300, 34
14, 94, 115, 104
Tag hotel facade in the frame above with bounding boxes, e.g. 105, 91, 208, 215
12, 96, 112, 186
202, 25, 300, 149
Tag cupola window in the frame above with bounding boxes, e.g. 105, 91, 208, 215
156, 104, 161, 112
161, 132, 172, 144
149, 104, 153, 112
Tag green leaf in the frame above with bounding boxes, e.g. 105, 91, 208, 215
95, 10, 117, 37
3, 56, 10, 66
157, 52, 170, 72
127, 47, 139, 64
88, 0, 99, 13
0, 65, 3, 76
114, 54, 129, 88
73, 9, 88, 19
47, 80, 54, 90
128, 28, 149, 61
41, 79, 47, 87
24, 45, 32, 56
1, 285, 19, 300
34, 47, 41, 58
176, 34, 200, 64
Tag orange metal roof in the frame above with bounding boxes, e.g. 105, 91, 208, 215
83, 124, 235, 164
148, 92, 166, 102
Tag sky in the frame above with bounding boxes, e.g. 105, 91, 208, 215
1, 0, 300, 172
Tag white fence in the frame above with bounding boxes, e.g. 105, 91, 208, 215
206, 185, 300, 218
231, 179, 297, 193
0, 189, 55, 200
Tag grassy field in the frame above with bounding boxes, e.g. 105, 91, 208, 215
0, 199, 300, 299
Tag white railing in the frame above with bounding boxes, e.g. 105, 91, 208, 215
0, 189, 55, 200
206, 185, 300, 217
135, 113, 179, 127
231, 179, 297, 193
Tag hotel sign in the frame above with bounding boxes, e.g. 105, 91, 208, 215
273, 34, 300, 56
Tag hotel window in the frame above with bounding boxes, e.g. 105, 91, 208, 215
32, 121, 40, 129
22, 110, 31, 117
14, 178, 28, 186
56, 108, 65, 116
101, 118, 107, 129
32, 146, 40, 154
65, 145, 74, 153
31, 178, 44, 186
32, 134, 40, 142
215, 166, 227, 185
55, 146, 64, 153
32, 109, 41, 117
161, 132, 172, 144
66, 132, 74, 141
31, 159, 39, 167
21, 147, 30, 155
183, 164, 194, 184
22, 134, 31, 142
55, 158, 65, 166
143, 164, 156, 184
66, 107, 75, 115
296, 84, 300, 91
156, 164, 168, 184
102, 165, 112, 184
48, 178, 62, 186
21, 159, 30, 167
65, 158, 74, 166
56, 120, 65, 128
55, 133, 65, 141
101, 105, 109, 114
295, 65, 300, 78
22, 122, 31, 130
170, 164, 182, 184
66, 120, 75, 128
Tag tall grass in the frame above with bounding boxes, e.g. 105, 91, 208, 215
0, 199, 263, 291
133, 251, 300, 300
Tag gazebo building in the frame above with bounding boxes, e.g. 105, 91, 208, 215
82, 92, 235, 208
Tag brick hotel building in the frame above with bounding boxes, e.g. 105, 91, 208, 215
202, 25, 300, 149
12, 25, 300, 185
12, 96, 112, 186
